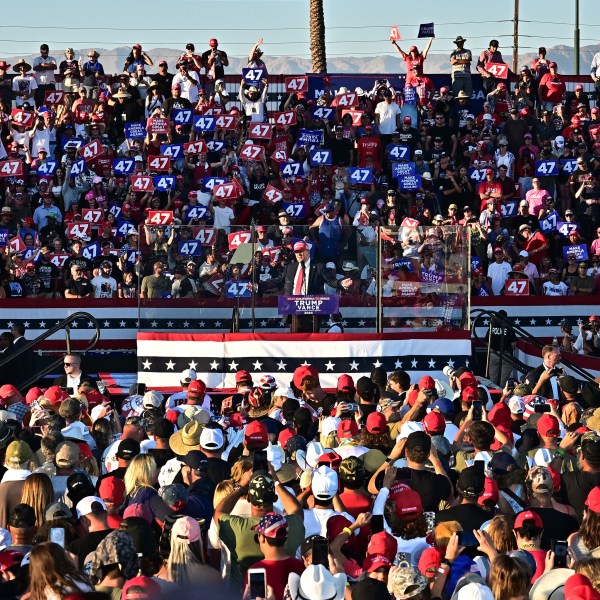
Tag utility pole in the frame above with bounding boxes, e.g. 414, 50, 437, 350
575, 0, 580, 74
513, 0, 519, 72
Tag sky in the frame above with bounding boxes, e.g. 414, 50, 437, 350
0, 0, 598, 64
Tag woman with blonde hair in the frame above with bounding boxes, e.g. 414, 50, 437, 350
487, 514, 517, 553
488, 554, 530, 600
156, 516, 220, 587
21, 472, 54, 528
122, 454, 170, 521
27, 542, 92, 600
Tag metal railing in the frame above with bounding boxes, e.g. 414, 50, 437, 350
0, 312, 101, 392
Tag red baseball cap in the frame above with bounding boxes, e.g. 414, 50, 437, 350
363, 553, 391, 572
0, 385, 19, 400
366, 411, 388, 434
244, 420, 269, 449
461, 386, 478, 403
458, 372, 478, 388
564, 574, 600, 600
98, 475, 125, 505
318, 451, 342, 471
394, 485, 423, 519
278, 426, 297, 450
407, 389, 420, 407
422, 411, 446, 435
418, 375, 436, 390
337, 420, 358, 439
418, 546, 444, 578
514, 509, 543, 529
44, 386, 69, 405
293, 240, 308, 252
585, 486, 600, 513
187, 380, 206, 395
367, 531, 398, 561
292, 365, 319, 389
122, 576, 161, 600
0, 549, 23, 572
337, 374, 355, 393
25, 386, 44, 405
85, 389, 104, 409
537, 414, 560, 438
478, 477, 499, 506
235, 370, 252, 384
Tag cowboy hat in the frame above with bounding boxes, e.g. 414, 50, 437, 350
85, 121, 106, 135
13, 59, 31, 72
112, 90, 131, 100
453, 36, 467, 44
288, 565, 346, 600
169, 420, 203, 456
146, 80, 160, 92
0, 61, 11, 70
455, 90, 470, 99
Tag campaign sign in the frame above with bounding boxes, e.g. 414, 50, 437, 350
69, 158, 86, 176
153, 175, 176, 191
206, 140, 224, 153
500, 199, 518, 218
66, 222, 91, 239
44, 90, 64, 105
271, 149, 288, 163
298, 129, 324, 145
148, 118, 170, 134
37, 160, 58, 176
0, 229, 8, 246
398, 174, 422, 190
161, 144, 184, 158
535, 159, 558, 177
388, 257, 415, 272
341, 109, 363, 126
388, 145, 410, 161
469, 167, 487, 182
278, 294, 339, 316
193, 115, 216, 132
225, 280, 253, 298
557, 222, 579, 238
274, 111, 297, 127
123, 249, 139, 267
49, 253, 69, 268
239, 143, 264, 161
131, 175, 153, 193
309, 148, 332, 166
228, 230, 252, 249
192, 227, 217, 246
505, 279, 530, 296
283, 202, 306, 218
125, 122, 147, 139
82, 209, 103, 224
113, 158, 135, 175
0, 160, 23, 177
263, 185, 283, 205
215, 114, 236, 130
420, 267, 445, 284
242, 67, 265, 84
10, 108, 34, 128
82, 241, 100, 261
331, 92, 357, 108
63, 139, 82, 151
248, 122, 272, 140
539, 210, 558, 233
212, 182, 243, 201
312, 106, 335, 121
171, 109, 193, 125
348, 167, 373, 184
178, 240, 204, 256
485, 63, 509, 79
560, 158, 578, 174
285, 76, 308, 93
183, 205, 208, 222
147, 156, 171, 172
203, 176, 226, 191
280, 162, 303, 178
79, 139, 103, 161
392, 162, 416, 177
563, 244, 588, 262
418, 22, 435, 38
183, 141, 206, 155
471, 256, 481, 271
389, 25, 401, 41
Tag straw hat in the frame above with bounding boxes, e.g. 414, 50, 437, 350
13, 59, 31, 72
169, 420, 203, 456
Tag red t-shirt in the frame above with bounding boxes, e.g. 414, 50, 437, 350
339, 490, 373, 519
524, 231, 548, 266
539, 74, 566, 103
245, 557, 304, 600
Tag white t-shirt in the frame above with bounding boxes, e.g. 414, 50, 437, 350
487, 261, 512, 295
90, 275, 117, 298
212, 204, 235, 232
32, 55, 57, 85
543, 280, 569, 296
303, 507, 355, 538
374, 100, 401, 134
172, 71, 200, 103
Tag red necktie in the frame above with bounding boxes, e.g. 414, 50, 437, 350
295, 264, 304, 294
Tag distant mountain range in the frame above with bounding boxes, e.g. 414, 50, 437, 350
11, 44, 600, 76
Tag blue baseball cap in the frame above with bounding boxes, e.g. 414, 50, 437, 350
429, 397, 454, 418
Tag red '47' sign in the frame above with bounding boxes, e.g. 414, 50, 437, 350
147, 210, 174, 225
131, 175, 154, 192
44, 90, 65, 105
147, 156, 171, 172
504, 279, 529, 296
79, 139, 103, 161
66, 222, 91, 239
331, 92, 358, 108
285, 76, 308, 93
341, 109, 364, 126
485, 63, 509, 79
10, 109, 34, 128
0, 160, 23, 177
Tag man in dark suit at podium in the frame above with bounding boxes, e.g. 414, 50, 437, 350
285, 241, 353, 332
285, 241, 353, 296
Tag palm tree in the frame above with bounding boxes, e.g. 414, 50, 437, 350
310, 0, 327, 73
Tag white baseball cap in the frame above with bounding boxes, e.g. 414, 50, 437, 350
142, 390, 163, 409
554, 136, 565, 147
273, 386, 297, 400
507, 395, 525, 415
76, 496, 107, 518
200, 427, 224, 450
181, 368, 197, 383
321, 416, 341, 437
305, 441, 326, 468
396, 421, 424, 441
311, 465, 338, 501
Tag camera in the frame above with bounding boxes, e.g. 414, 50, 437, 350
442, 366, 455, 378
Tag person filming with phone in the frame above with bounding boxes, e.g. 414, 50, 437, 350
525, 344, 566, 401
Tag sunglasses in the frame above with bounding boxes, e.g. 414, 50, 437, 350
64, 362, 79, 367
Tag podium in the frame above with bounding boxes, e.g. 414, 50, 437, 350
278, 295, 340, 333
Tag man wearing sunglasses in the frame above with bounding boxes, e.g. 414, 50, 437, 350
53, 353, 95, 394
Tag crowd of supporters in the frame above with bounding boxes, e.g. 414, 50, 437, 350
0, 39, 598, 300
